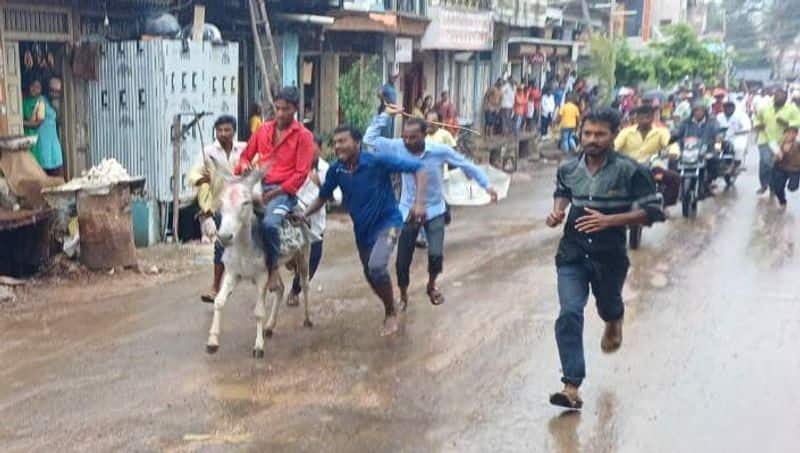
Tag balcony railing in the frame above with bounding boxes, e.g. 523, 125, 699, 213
383, 0, 428, 15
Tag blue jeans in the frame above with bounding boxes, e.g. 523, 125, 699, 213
556, 260, 628, 387
560, 128, 576, 152
260, 184, 297, 269
357, 227, 399, 286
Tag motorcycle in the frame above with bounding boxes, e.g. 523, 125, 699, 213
628, 150, 672, 249
677, 136, 712, 218
712, 127, 743, 188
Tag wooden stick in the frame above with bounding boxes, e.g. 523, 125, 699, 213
396, 110, 483, 136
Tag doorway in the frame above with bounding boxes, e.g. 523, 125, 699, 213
402, 62, 424, 115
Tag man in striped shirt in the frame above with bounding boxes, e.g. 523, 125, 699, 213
546, 108, 665, 409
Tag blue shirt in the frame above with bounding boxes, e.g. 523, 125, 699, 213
554, 88, 565, 107
379, 83, 397, 113
364, 113, 491, 220
320, 150, 422, 248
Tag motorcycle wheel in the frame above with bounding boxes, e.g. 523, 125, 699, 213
629, 225, 642, 250
681, 179, 695, 219
724, 174, 736, 188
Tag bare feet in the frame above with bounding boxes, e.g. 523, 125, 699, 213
399, 288, 409, 312
601, 319, 623, 353
427, 285, 445, 306
381, 314, 400, 337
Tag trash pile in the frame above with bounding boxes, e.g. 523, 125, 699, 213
56, 158, 133, 191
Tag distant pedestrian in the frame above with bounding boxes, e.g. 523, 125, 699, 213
753, 88, 800, 195
771, 126, 800, 208
501, 78, 515, 134
554, 82, 566, 108
546, 108, 664, 409
436, 91, 459, 135
514, 85, 528, 134
249, 103, 263, 137
540, 88, 556, 139
378, 73, 400, 137
557, 94, 581, 153
412, 96, 426, 118
483, 79, 502, 136
526, 82, 539, 131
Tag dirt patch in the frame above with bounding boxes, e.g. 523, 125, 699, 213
2, 242, 212, 311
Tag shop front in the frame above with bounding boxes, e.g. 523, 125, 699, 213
420, 5, 493, 127
509, 37, 579, 89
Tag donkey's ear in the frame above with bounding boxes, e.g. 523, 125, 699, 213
208, 155, 234, 180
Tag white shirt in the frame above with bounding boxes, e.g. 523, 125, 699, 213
295, 158, 329, 237
565, 76, 576, 93
501, 83, 515, 109
203, 140, 246, 171
541, 94, 556, 116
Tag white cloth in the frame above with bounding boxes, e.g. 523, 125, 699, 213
541, 94, 556, 116
565, 75, 576, 93
501, 83, 515, 109
716, 111, 752, 159
200, 140, 246, 173
295, 158, 328, 237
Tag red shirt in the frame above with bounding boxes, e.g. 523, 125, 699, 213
236, 119, 314, 195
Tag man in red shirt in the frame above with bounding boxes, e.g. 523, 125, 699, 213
236, 87, 314, 290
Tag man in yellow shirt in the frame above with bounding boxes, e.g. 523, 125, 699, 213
558, 94, 580, 152
614, 105, 670, 163
753, 87, 800, 194
425, 111, 457, 147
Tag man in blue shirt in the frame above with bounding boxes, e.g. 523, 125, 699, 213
300, 126, 427, 337
378, 73, 399, 138
364, 105, 498, 308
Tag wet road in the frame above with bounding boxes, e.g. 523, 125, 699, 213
2, 163, 799, 452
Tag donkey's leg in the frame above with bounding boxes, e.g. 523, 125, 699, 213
298, 249, 313, 328
207, 273, 237, 353
253, 272, 269, 358
264, 272, 284, 337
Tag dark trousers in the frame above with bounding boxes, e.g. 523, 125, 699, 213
291, 239, 323, 295
770, 166, 800, 204
540, 114, 552, 136
759, 144, 775, 190
396, 215, 446, 289
556, 260, 628, 387
213, 213, 224, 265
260, 183, 297, 269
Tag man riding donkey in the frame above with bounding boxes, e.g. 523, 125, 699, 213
235, 87, 315, 291
364, 105, 498, 309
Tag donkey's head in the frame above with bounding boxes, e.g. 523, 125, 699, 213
212, 158, 264, 247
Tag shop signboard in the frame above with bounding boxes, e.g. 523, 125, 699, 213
420, 6, 493, 51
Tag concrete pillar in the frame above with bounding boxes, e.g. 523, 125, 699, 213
492, 24, 510, 82
319, 52, 339, 135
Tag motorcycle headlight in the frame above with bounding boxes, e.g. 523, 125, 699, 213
714, 142, 722, 151
682, 148, 700, 163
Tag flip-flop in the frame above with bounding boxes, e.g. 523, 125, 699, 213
549, 392, 583, 409
427, 287, 445, 306
200, 293, 215, 304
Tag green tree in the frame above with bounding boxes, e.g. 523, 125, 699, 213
615, 42, 654, 87
337, 56, 382, 134
648, 24, 723, 86
585, 34, 616, 107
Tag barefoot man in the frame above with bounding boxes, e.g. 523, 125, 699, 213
364, 105, 498, 308
546, 108, 664, 409
235, 87, 314, 291
299, 126, 427, 336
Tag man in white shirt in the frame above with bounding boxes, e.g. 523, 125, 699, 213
501, 78, 516, 134
539, 88, 556, 140
716, 101, 751, 161
188, 115, 247, 303
288, 135, 327, 306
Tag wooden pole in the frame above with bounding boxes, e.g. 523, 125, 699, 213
191, 5, 206, 42
172, 114, 181, 244
256, 0, 283, 93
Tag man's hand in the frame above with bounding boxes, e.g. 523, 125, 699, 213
410, 202, 426, 225
754, 124, 766, 132
546, 209, 566, 228
487, 187, 499, 203
575, 207, 614, 233
288, 211, 309, 227
384, 103, 404, 116
261, 187, 283, 205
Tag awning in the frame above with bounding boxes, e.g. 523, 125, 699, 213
325, 11, 429, 37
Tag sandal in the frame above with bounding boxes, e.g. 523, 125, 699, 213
549, 391, 583, 409
427, 287, 445, 306
200, 292, 216, 304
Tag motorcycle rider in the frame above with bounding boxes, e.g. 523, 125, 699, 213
716, 101, 750, 171
672, 102, 720, 197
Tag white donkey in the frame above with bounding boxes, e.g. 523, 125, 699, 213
205, 166, 313, 358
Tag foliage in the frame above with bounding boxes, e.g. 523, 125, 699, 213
610, 24, 723, 88
615, 42, 654, 87
585, 34, 616, 108
337, 56, 382, 135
